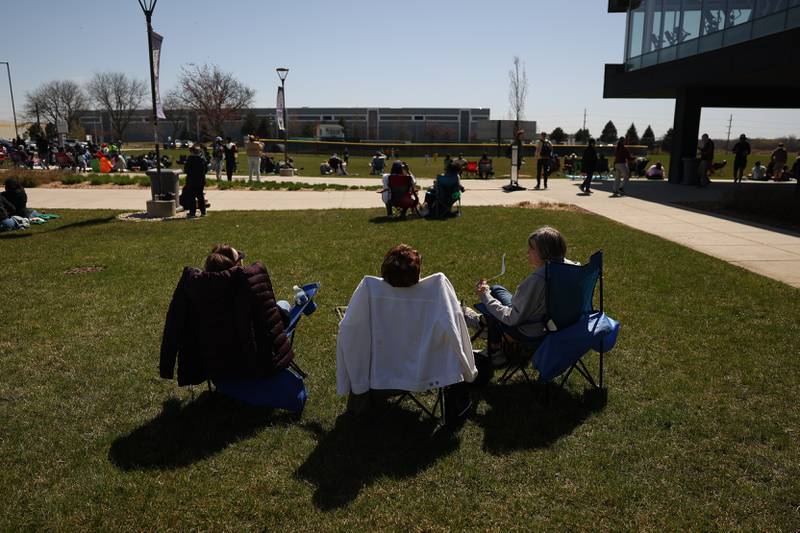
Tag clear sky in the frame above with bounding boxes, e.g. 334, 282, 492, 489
1, 0, 798, 140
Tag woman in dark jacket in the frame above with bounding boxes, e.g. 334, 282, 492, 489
160, 244, 294, 386
2, 178, 32, 218
182, 145, 207, 217
580, 139, 598, 194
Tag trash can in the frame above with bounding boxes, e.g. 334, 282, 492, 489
682, 157, 699, 185
146, 169, 181, 204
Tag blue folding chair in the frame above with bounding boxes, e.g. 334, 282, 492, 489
478, 252, 619, 392
212, 282, 320, 413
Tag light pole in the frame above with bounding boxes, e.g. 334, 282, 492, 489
276, 67, 289, 167
0, 62, 19, 141
138, 0, 162, 182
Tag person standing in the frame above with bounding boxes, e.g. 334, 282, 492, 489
211, 137, 224, 180
580, 139, 598, 193
224, 137, 237, 182
245, 135, 262, 182
731, 134, 750, 184
697, 133, 714, 187
771, 142, 788, 177
613, 137, 632, 196
534, 132, 552, 189
343, 147, 349, 165
36, 135, 50, 169
182, 145, 207, 217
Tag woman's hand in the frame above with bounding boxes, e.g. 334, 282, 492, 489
475, 279, 489, 297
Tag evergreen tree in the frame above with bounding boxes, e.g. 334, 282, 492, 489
600, 120, 618, 143
641, 125, 656, 148
661, 128, 674, 151
625, 123, 640, 145
240, 111, 258, 136
550, 127, 567, 144
256, 117, 272, 138
574, 128, 591, 143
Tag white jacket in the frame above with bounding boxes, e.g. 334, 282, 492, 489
336, 273, 477, 395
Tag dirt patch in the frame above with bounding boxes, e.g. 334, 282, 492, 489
513, 201, 584, 213
64, 266, 105, 274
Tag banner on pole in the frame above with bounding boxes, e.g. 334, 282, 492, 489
150, 30, 166, 120
276, 86, 285, 131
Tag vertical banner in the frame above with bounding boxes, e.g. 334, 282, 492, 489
276, 86, 285, 131
150, 31, 166, 120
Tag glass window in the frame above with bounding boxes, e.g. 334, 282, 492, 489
662, 0, 682, 46
752, 10, 787, 35
728, 0, 755, 25
755, 0, 787, 17
628, 3, 647, 57
681, 0, 704, 41
701, 0, 729, 34
646, 0, 665, 51
789, 6, 800, 26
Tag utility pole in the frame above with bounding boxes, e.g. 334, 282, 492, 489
583, 108, 587, 131
0, 62, 19, 141
726, 114, 733, 151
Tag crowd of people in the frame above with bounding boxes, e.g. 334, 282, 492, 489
161, 224, 575, 421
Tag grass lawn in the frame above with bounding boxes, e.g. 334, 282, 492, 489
2, 207, 799, 530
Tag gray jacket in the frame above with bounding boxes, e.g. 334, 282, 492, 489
480, 259, 578, 338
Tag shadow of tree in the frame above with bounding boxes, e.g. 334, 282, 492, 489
474, 382, 607, 454
0, 232, 31, 239
109, 392, 295, 470
295, 409, 460, 510
47, 215, 117, 233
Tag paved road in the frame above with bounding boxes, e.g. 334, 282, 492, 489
26, 177, 800, 288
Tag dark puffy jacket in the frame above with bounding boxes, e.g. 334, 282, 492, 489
159, 261, 294, 386
0, 195, 15, 220
183, 154, 207, 190
1, 187, 29, 218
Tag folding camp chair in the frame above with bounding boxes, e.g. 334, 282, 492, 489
475, 251, 619, 394
463, 161, 478, 177
211, 282, 320, 412
427, 174, 462, 219
386, 173, 420, 217
334, 305, 461, 426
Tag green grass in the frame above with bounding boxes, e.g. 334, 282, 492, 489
1, 207, 799, 530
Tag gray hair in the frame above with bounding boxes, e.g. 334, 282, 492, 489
528, 226, 567, 263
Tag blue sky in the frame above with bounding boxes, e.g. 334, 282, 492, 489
1, 0, 797, 139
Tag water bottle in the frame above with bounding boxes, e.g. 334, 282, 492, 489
292, 285, 309, 306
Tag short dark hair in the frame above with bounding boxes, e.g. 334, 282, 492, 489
381, 244, 421, 287
204, 243, 238, 272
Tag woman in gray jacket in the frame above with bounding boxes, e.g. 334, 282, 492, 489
475, 226, 576, 366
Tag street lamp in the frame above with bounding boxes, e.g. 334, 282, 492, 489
0, 62, 19, 141
138, 0, 162, 182
276, 67, 289, 167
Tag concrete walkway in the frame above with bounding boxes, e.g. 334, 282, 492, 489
26, 177, 800, 288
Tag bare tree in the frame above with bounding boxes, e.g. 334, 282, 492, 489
86, 72, 147, 140
24, 80, 87, 130
162, 93, 189, 140
508, 56, 529, 132
168, 63, 255, 136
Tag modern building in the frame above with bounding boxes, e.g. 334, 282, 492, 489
604, 0, 800, 183
76, 107, 495, 143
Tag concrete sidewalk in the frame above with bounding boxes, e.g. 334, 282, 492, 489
26, 177, 800, 288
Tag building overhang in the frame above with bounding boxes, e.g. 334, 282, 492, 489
608, 0, 638, 13
604, 27, 800, 107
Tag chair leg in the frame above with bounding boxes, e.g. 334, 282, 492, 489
575, 359, 599, 389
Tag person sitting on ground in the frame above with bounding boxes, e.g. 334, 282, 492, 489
336, 244, 477, 418
646, 161, 665, 179
474, 226, 578, 368
182, 145, 207, 217
453, 153, 468, 171
0, 193, 18, 232
478, 153, 493, 179
111, 153, 127, 173
160, 244, 294, 387
751, 161, 766, 181
319, 161, 333, 175
328, 153, 347, 176
1, 178, 38, 219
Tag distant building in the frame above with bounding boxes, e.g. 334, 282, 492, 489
604, 0, 800, 184
76, 107, 496, 143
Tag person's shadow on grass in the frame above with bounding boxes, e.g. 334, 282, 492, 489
109, 392, 295, 470
474, 381, 607, 454
294, 409, 460, 510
